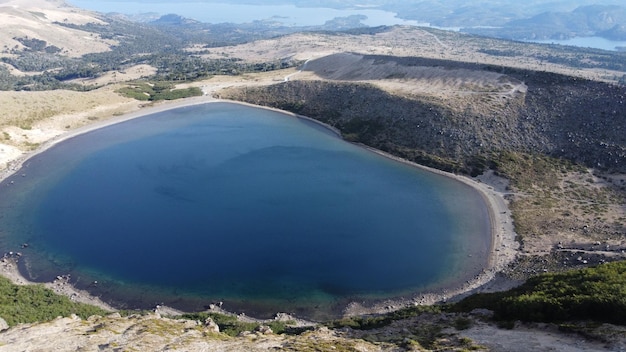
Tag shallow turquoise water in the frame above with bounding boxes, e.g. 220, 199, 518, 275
0, 103, 490, 319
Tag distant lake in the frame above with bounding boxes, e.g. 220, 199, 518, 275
524, 36, 626, 52
0, 103, 490, 319
68, 1, 425, 27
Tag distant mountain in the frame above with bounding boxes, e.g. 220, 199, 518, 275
463, 5, 626, 41
64, 0, 626, 43
600, 24, 626, 41
150, 14, 202, 26
107, 11, 162, 23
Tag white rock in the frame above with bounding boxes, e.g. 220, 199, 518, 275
0, 317, 8, 331
204, 317, 220, 333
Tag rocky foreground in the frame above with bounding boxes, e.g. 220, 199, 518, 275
1, 310, 625, 351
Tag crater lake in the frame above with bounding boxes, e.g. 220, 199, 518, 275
0, 102, 490, 319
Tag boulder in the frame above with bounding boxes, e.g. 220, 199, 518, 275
204, 317, 220, 333
255, 325, 273, 335
0, 317, 8, 331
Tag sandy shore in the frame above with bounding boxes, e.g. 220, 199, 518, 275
0, 94, 519, 318
341, 148, 519, 316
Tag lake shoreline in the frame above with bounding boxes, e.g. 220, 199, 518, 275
0, 95, 519, 320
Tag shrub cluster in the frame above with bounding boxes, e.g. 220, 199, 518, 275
452, 261, 626, 324
0, 276, 108, 327
179, 312, 294, 336
117, 82, 203, 101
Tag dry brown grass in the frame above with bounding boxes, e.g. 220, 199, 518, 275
0, 0, 114, 58
495, 153, 626, 258
0, 86, 138, 146
0, 72, 296, 169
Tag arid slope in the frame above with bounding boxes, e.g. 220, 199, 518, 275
0, 0, 114, 58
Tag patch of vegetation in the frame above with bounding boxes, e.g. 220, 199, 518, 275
492, 151, 582, 192
338, 118, 384, 144
452, 261, 626, 325
117, 309, 151, 317
491, 150, 625, 252
132, 318, 201, 337
1, 15, 304, 91
477, 48, 521, 57
282, 337, 363, 352
322, 305, 467, 350
154, 87, 203, 100
276, 101, 306, 114
178, 312, 295, 336
453, 316, 473, 330
116, 82, 202, 101
23, 142, 41, 151
0, 276, 108, 327
325, 305, 444, 330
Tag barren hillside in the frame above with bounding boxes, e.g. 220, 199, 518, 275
219, 54, 626, 174
0, 0, 114, 58
199, 26, 626, 84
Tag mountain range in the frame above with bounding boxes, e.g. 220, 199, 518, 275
464, 4, 626, 41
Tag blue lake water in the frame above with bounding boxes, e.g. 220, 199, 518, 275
524, 36, 626, 52
0, 103, 490, 319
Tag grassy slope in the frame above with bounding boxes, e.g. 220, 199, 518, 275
453, 261, 626, 325
0, 276, 107, 327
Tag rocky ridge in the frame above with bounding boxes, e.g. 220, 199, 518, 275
218, 53, 626, 174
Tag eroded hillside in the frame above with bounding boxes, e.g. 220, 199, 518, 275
219, 53, 626, 174
0, 0, 114, 58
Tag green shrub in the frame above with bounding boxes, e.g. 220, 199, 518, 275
179, 312, 258, 336
0, 276, 108, 327
116, 86, 151, 100
117, 83, 202, 101
453, 316, 473, 330
152, 87, 203, 100
325, 305, 444, 330
453, 261, 626, 325
178, 312, 302, 336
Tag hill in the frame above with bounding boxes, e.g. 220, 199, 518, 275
220, 52, 626, 173
0, 0, 113, 58
466, 4, 626, 41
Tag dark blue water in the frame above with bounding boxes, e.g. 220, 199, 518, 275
0, 103, 490, 319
